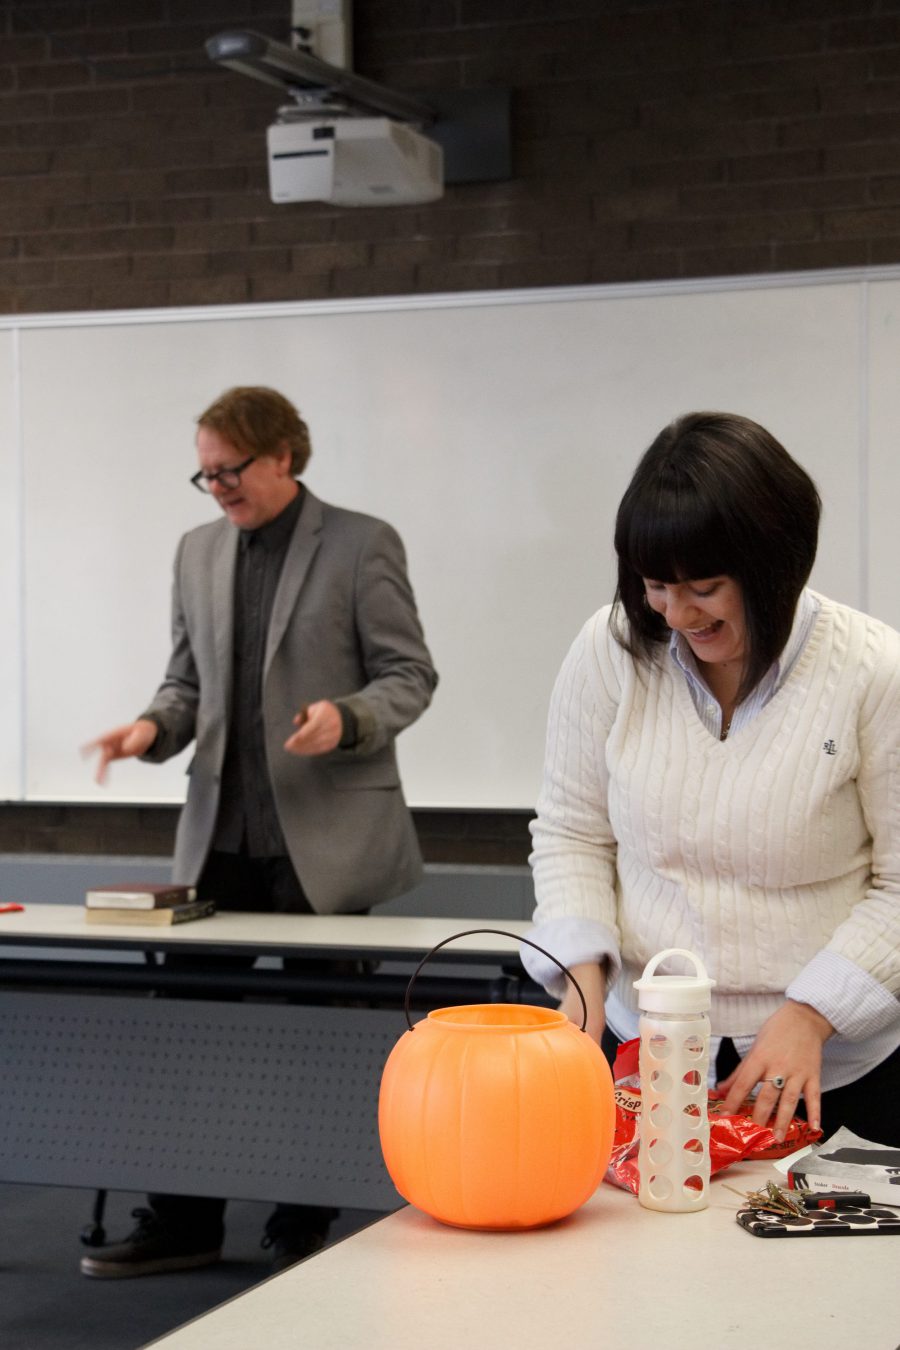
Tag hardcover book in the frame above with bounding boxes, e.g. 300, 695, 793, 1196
84, 899, 215, 927
85, 883, 197, 910
787, 1127, 900, 1207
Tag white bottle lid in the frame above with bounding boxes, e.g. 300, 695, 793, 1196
633, 947, 715, 1013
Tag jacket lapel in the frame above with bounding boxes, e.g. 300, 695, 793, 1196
264, 487, 323, 675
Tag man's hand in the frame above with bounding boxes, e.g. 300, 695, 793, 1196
559, 961, 607, 1046
718, 999, 834, 1140
283, 700, 343, 756
82, 719, 159, 784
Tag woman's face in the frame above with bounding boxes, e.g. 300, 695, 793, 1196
642, 575, 747, 669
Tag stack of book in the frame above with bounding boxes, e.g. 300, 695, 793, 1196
84, 883, 216, 926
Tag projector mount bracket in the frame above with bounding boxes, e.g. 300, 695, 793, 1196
206, 30, 512, 185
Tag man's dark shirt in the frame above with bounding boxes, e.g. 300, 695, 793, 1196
212, 488, 304, 856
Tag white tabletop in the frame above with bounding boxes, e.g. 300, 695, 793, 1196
142, 1161, 899, 1350
0, 905, 529, 960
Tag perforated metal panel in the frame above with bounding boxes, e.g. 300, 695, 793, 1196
0, 991, 407, 1209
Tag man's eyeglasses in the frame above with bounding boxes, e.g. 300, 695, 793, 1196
190, 456, 256, 493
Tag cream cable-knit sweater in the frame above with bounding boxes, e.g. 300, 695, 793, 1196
528, 593, 900, 1060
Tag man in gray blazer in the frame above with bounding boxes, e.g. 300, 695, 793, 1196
84, 385, 437, 1277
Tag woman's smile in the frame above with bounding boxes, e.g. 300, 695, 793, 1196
642, 576, 747, 668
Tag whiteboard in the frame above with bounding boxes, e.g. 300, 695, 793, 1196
3, 268, 896, 808
0, 330, 21, 798
867, 277, 900, 630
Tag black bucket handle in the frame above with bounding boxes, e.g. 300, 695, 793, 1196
403, 927, 589, 1033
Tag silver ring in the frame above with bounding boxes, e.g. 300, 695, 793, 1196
762, 1075, 786, 1090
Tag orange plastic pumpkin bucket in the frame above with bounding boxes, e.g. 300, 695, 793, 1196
378, 930, 615, 1230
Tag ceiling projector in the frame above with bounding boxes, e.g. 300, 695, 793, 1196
267, 116, 444, 207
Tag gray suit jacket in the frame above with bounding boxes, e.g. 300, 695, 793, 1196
142, 489, 438, 913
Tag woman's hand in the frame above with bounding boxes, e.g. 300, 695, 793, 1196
559, 961, 607, 1046
718, 999, 834, 1141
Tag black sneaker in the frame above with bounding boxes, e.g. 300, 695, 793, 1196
79, 1208, 222, 1279
261, 1229, 327, 1274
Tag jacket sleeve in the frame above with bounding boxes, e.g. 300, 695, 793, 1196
335, 520, 438, 756
138, 535, 201, 763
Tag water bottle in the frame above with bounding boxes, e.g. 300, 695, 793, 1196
633, 948, 715, 1213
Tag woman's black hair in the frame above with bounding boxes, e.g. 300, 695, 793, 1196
612, 411, 821, 700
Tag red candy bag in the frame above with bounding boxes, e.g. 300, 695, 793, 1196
606, 1038, 822, 1195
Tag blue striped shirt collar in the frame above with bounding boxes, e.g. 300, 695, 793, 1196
669, 587, 819, 732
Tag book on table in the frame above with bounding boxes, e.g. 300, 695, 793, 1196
786, 1127, 900, 1207
83, 899, 216, 927
85, 883, 197, 910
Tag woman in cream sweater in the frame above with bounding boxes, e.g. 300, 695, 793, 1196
524, 412, 900, 1146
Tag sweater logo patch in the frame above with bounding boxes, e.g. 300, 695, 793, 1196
823, 739, 837, 755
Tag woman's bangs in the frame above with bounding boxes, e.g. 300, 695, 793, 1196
622, 491, 735, 583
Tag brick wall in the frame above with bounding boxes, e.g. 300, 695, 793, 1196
2, 0, 900, 315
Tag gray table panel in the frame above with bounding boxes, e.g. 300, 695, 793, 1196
0, 991, 407, 1210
